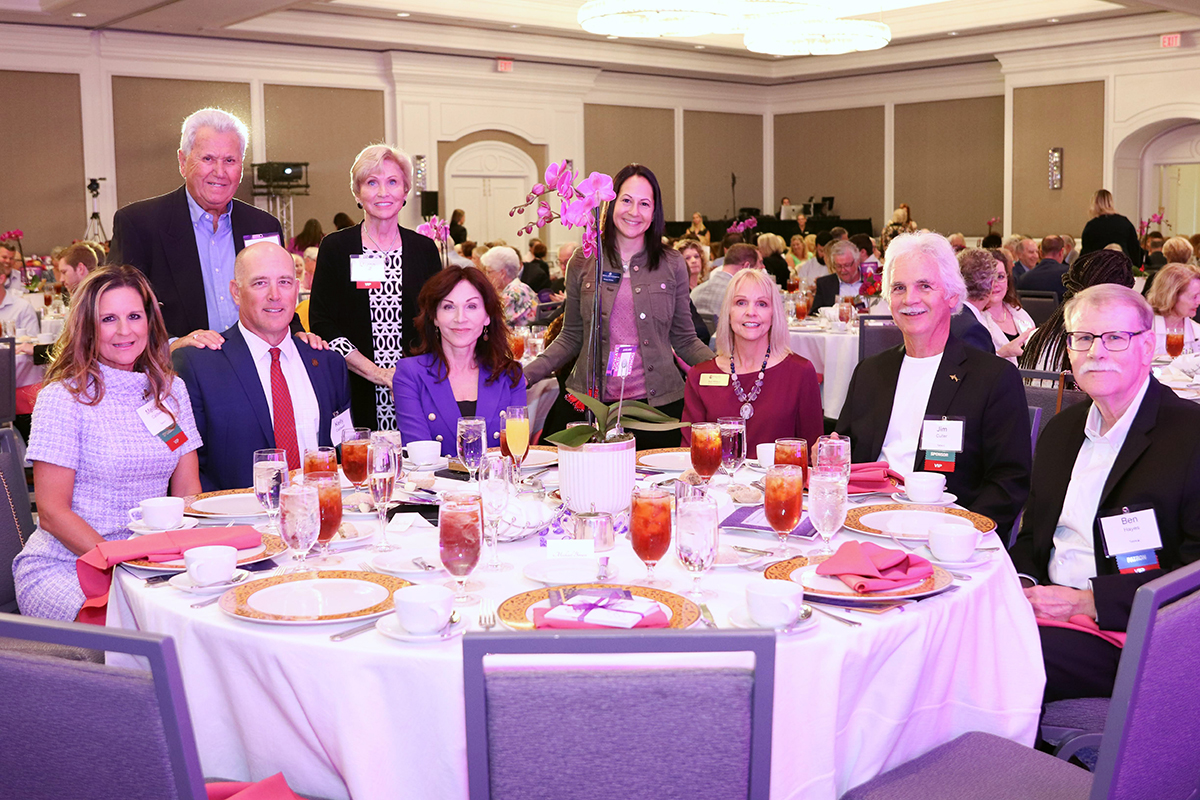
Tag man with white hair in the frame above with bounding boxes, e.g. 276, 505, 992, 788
835, 232, 1031, 535
110, 107, 284, 342
1011, 284, 1200, 700
811, 239, 863, 311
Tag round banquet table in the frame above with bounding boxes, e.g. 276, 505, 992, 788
107, 473, 1045, 800
788, 322, 859, 418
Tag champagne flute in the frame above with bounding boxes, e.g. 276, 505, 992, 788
252, 448, 288, 534
440, 491, 483, 605
340, 427, 371, 492
630, 487, 672, 588
367, 436, 399, 552
675, 495, 718, 599
718, 416, 746, 481
479, 454, 513, 572
764, 464, 804, 556
306, 471, 343, 566
278, 482, 319, 573
689, 422, 721, 484
808, 468, 849, 556
457, 416, 486, 483
504, 406, 530, 471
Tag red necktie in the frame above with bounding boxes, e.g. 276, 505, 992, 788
269, 347, 300, 470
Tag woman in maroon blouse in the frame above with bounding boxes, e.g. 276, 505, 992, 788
682, 268, 823, 450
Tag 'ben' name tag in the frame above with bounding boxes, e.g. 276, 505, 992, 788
700, 373, 730, 387
920, 418, 964, 453
350, 254, 386, 289
137, 399, 188, 452
1099, 508, 1163, 568
243, 233, 282, 248
607, 344, 637, 378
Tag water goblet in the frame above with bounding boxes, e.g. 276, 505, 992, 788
718, 416, 746, 481
774, 438, 809, 487
306, 471, 344, 566
367, 436, 399, 552
479, 454, 513, 572
303, 445, 337, 476
675, 495, 718, 600
815, 435, 852, 479
808, 468, 849, 556
457, 416, 486, 483
252, 448, 288, 534
340, 427, 371, 492
277, 483, 319, 573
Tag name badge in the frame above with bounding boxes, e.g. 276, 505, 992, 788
547, 539, 595, 558
1099, 506, 1163, 573
607, 344, 637, 378
699, 373, 730, 387
243, 233, 282, 248
330, 407, 354, 446
137, 399, 189, 452
350, 254, 386, 289
600, 270, 622, 284
920, 417, 965, 453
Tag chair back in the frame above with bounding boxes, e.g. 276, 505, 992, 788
1090, 559, 1200, 800
0, 428, 34, 614
858, 315, 903, 361
1020, 370, 1088, 441
463, 628, 775, 800
0, 613, 207, 800
534, 301, 563, 325
1027, 406, 1042, 455
0, 337, 15, 424
1018, 291, 1058, 327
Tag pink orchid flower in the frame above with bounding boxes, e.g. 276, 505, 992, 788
576, 172, 616, 203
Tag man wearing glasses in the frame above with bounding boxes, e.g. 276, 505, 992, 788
836, 232, 1031, 536
1010, 283, 1200, 701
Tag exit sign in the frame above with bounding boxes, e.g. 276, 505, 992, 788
496, 59, 513, 72
1161, 33, 1181, 48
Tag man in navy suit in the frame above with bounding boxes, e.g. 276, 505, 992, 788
173, 242, 351, 492
109, 107, 284, 343
1016, 235, 1069, 302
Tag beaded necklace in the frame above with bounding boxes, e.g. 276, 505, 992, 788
729, 342, 771, 420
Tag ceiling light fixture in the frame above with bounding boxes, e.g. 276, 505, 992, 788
396, 12, 409, 17
578, 0, 734, 38
745, 18, 891, 56
71, 11, 86, 17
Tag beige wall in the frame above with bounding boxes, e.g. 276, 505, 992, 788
894, 97, 1004, 237
112, 77, 253, 210
0, 71, 86, 254
774, 107, 885, 232
584, 104, 675, 216
264, 84, 385, 237
437, 129, 548, 220
684, 111, 763, 222
1012, 81, 1105, 238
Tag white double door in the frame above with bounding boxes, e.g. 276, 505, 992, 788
443, 141, 539, 246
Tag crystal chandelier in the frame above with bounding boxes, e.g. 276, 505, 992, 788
577, 0, 735, 38
744, 18, 892, 55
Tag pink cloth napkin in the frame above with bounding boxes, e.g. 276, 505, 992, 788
206, 773, 303, 800
532, 607, 670, 629
1037, 615, 1127, 649
847, 461, 905, 495
75, 526, 261, 625
816, 539, 933, 593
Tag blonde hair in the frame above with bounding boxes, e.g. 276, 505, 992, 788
350, 144, 413, 199
758, 233, 785, 256
714, 268, 791, 359
1163, 236, 1194, 264
1146, 263, 1200, 316
1090, 189, 1116, 217
788, 235, 807, 259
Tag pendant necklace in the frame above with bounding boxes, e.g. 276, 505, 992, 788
364, 225, 399, 253
730, 342, 770, 420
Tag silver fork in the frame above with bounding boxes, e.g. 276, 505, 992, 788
478, 600, 497, 631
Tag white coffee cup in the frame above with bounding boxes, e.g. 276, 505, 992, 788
406, 440, 441, 466
905, 473, 946, 503
128, 496, 185, 530
756, 443, 775, 468
184, 545, 238, 587
37, 332, 56, 344
393, 584, 455, 634
746, 580, 805, 628
928, 523, 981, 563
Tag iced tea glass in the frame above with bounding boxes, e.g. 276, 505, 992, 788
340, 427, 371, 491
630, 487, 672, 588
765, 464, 804, 556
1166, 319, 1185, 358
303, 446, 337, 476
306, 471, 343, 566
440, 492, 483, 605
774, 438, 808, 488
690, 422, 721, 484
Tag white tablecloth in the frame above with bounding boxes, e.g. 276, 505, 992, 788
108, 477, 1044, 800
788, 324, 859, 419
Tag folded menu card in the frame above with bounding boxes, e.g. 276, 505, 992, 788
721, 506, 816, 539
816, 540, 932, 593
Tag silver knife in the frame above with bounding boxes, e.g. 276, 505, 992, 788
330, 618, 380, 641
699, 604, 718, 628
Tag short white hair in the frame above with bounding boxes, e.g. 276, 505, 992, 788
1064, 284, 1153, 332
180, 108, 248, 156
480, 245, 520, 283
883, 232, 966, 313
303, 246, 319, 261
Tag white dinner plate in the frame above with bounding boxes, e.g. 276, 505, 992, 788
370, 550, 448, 577
168, 569, 250, 595
856, 509, 977, 540
375, 614, 466, 642
519, 449, 558, 470
523, 558, 616, 586
890, 492, 958, 507
187, 493, 268, 519
637, 451, 692, 472
128, 517, 200, 536
792, 564, 951, 601
404, 457, 450, 472
727, 605, 817, 632
246, 578, 389, 618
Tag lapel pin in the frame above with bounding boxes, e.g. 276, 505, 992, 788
949, 374, 959, 382
312, 359, 318, 367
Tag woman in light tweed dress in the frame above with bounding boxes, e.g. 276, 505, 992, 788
12, 266, 201, 621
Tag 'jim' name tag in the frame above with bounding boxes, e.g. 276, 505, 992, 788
920, 418, 964, 453
350, 254, 386, 289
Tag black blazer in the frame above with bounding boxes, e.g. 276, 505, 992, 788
1080, 213, 1143, 266
109, 186, 284, 338
812, 273, 840, 312
950, 308, 996, 355
763, 253, 790, 291
172, 325, 351, 492
835, 333, 1031, 535
308, 222, 442, 427
1009, 378, 1200, 631
1016, 259, 1069, 302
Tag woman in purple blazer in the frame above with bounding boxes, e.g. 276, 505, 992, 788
393, 266, 527, 456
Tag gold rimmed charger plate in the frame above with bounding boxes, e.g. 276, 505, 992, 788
636, 447, 691, 471
218, 570, 412, 625
184, 487, 266, 519
766, 554, 952, 600
124, 533, 287, 571
486, 444, 558, 471
844, 503, 995, 540
497, 583, 701, 630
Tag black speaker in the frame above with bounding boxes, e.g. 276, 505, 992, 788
420, 191, 438, 218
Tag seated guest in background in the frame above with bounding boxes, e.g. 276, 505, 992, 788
1013, 235, 1041, 279
711, 231, 742, 269
686, 211, 710, 246
829, 226, 849, 242
1061, 233, 1077, 265
836, 232, 1030, 535
678, 239, 709, 291
953, 247, 1010, 357
1016, 235, 1069, 302
812, 239, 863, 311
482, 246, 536, 327
1145, 263, 1200, 357
983, 248, 1036, 364
12, 266, 202, 621
812, 230, 833, 269
301, 246, 318, 291
548, 241, 575, 298
981, 233, 1003, 249
1010, 284, 1200, 701
1143, 231, 1166, 270
1162, 235, 1194, 266
521, 240, 551, 293
785, 234, 807, 273
947, 233, 967, 253
0, 259, 38, 336
0, 241, 19, 289
173, 243, 350, 491
288, 217, 323, 256
851, 233, 879, 278
682, 268, 822, 450
1190, 234, 1200, 264
332, 212, 354, 231
394, 265, 527, 455
54, 242, 99, 297
691, 243, 760, 329
759, 233, 790, 290
1002, 234, 1027, 277
1020, 249, 1134, 372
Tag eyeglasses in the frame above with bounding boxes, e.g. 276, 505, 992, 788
1064, 330, 1148, 352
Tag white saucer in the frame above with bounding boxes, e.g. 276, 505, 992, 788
376, 614, 466, 642
370, 551, 448, 577
523, 557, 617, 585
744, 460, 769, 473
404, 457, 450, 472
128, 517, 200, 536
168, 569, 250, 595
891, 491, 957, 507
710, 546, 765, 569
919, 546, 993, 569
727, 605, 818, 632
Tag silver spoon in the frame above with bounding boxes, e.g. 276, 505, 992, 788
780, 605, 813, 633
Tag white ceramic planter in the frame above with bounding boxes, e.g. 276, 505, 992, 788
556, 436, 636, 518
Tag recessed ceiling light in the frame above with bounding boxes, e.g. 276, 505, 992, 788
1048, 17, 1059, 23
948, 31, 958, 36
510, 24, 520, 28
694, 45, 705, 49
396, 12, 409, 17
71, 11, 86, 17
607, 35, 619, 39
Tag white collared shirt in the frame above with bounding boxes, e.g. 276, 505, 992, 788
1049, 376, 1151, 589
238, 321, 321, 456
880, 351, 943, 479
838, 279, 864, 297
